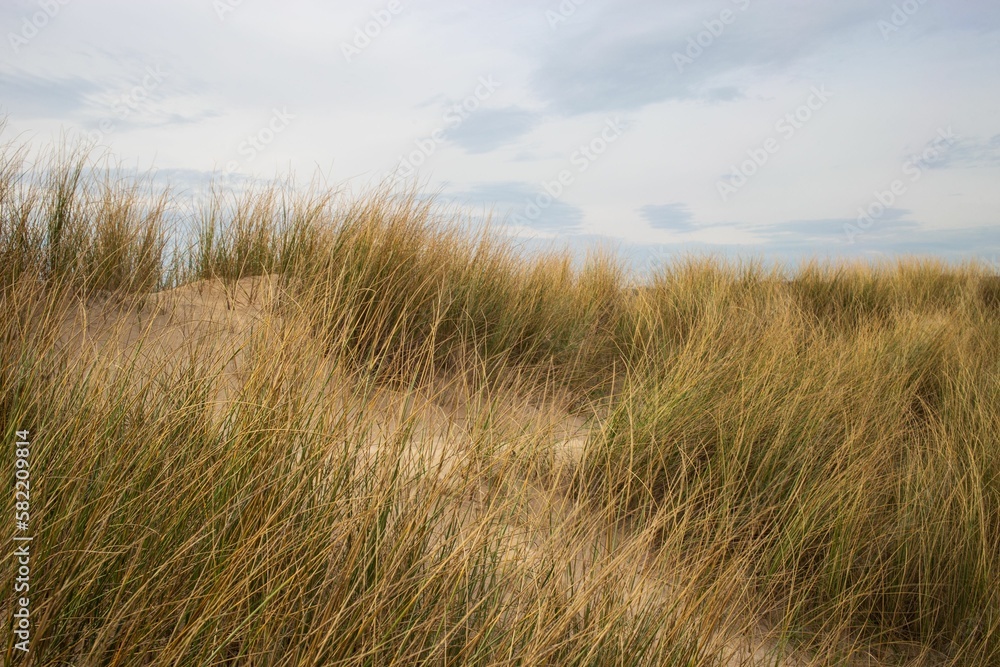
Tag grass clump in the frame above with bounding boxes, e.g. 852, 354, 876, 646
2, 136, 1000, 665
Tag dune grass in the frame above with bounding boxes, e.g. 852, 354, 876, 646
2, 138, 999, 665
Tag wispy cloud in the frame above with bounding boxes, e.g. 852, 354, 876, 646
529, 0, 878, 114
1, 0, 998, 261
926, 134, 1000, 169
640, 203, 698, 232
445, 181, 584, 233
443, 106, 542, 154
0, 71, 99, 118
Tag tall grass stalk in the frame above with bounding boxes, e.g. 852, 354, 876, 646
2, 136, 999, 665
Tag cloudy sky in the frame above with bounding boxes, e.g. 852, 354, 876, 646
2, 0, 999, 268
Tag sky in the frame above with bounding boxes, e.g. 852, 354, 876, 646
2, 0, 999, 270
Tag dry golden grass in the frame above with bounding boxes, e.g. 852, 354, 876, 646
2, 137, 999, 665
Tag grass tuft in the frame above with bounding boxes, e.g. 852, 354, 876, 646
2, 135, 999, 665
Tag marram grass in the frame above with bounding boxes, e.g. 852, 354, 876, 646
1, 138, 999, 665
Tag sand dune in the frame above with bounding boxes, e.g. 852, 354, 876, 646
45, 276, 834, 665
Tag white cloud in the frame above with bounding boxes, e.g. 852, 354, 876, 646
1, 0, 998, 261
